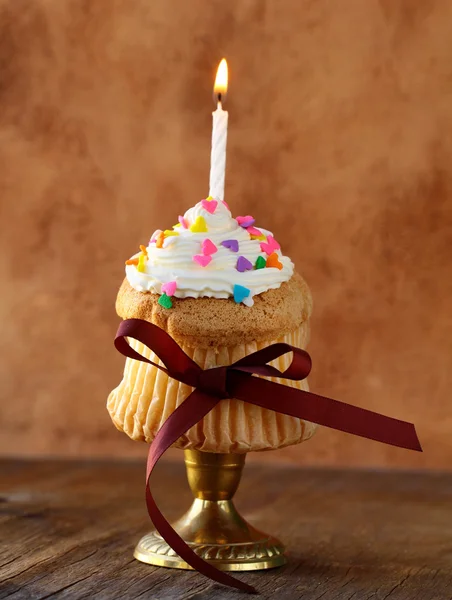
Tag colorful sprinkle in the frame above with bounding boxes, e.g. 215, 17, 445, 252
266, 252, 283, 270
222, 199, 230, 210
161, 281, 177, 296
233, 284, 251, 304
173, 223, 181, 228
158, 293, 173, 309
236, 255, 253, 272
255, 256, 266, 269
201, 238, 218, 255
236, 215, 255, 228
193, 254, 212, 267
150, 229, 162, 243
201, 198, 218, 214
125, 258, 139, 266
137, 254, 147, 272
164, 230, 179, 237
156, 231, 165, 248
139, 244, 148, 258
178, 216, 188, 229
190, 216, 208, 233
221, 239, 239, 252
246, 226, 266, 241
260, 235, 280, 256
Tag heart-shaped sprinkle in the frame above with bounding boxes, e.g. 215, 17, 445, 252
201, 198, 218, 214
260, 235, 280, 256
201, 238, 218, 255
150, 229, 162, 243
158, 293, 173, 309
246, 226, 264, 239
178, 216, 188, 229
193, 254, 212, 267
233, 284, 251, 304
236, 255, 253, 272
266, 252, 283, 270
236, 215, 255, 228
255, 256, 266, 269
221, 239, 239, 252
161, 281, 177, 296
190, 216, 208, 233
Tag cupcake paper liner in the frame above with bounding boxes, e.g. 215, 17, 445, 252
107, 323, 317, 453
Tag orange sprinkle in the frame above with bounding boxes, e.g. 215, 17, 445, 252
266, 252, 283, 270
125, 258, 139, 266
139, 244, 148, 258
156, 231, 165, 248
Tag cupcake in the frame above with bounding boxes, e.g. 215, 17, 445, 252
107, 197, 316, 453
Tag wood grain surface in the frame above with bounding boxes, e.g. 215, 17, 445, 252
0, 0, 451, 469
1, 458, 452, 599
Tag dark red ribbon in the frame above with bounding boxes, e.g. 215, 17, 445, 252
115, 318, 422, 594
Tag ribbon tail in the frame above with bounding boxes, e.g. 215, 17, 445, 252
229, 373, 422, 452
145, 389, 257, 595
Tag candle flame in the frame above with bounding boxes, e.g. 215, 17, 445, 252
214, 58, 228, 102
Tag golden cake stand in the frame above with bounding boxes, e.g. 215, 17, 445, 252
134, 449, 286, 571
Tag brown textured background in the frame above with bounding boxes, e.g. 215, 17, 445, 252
0, 0, 451, 469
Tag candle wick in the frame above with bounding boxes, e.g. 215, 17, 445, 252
217, 93, 222, 108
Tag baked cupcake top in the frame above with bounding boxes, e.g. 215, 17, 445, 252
125, 197, 294, 308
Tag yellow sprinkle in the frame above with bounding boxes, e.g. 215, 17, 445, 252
137, 254, 147, 272
250, 233, 266, 241
205, 196, 214, 201
173, 223, 181, 228
189, 216, 208, 233
164, 230, 179, 237
139, 244, 148, 258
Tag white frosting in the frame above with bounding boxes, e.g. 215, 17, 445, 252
125, 200, 294, 306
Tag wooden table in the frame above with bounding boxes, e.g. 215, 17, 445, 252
1, 459, 451, 599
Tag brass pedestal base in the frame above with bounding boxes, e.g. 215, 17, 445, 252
134, 449, 286, 572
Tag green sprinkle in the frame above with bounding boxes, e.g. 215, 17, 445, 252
158, 293, 173, 309
255, 256, 266, 269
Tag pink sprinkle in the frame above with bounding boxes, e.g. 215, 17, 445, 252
222, 200, 230, 210
260, 235, 280, 256
178, 216, 188, 229
161, 281, 177, 296
236, 215, 255, 228
201, 199, 218, 214
150, 229, 162, 243
193, 254, 212, 267
246, 226, 263, 237
201, 238, 218, 255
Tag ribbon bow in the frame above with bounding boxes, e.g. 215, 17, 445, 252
115, 318, 421, 595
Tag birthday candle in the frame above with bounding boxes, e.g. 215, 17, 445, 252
209, 59, 229, 202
